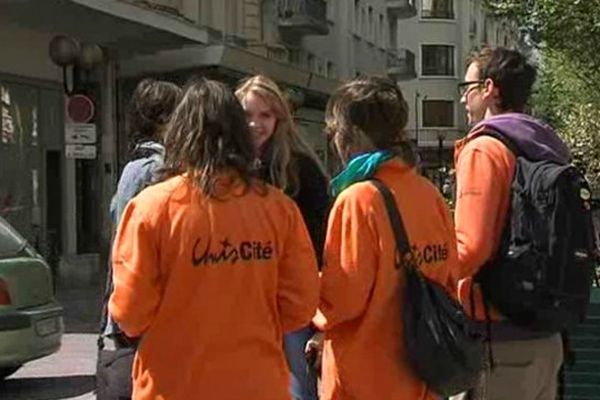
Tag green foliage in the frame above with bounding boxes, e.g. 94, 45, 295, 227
485, 0, 600, 90
555, 104, 600, 193
486, 0, 600, 193
532, 52, 600, 192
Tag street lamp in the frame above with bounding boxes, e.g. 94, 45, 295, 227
49, 35, 103, 95
414, 91, 427, 147
437, 131, 446, 191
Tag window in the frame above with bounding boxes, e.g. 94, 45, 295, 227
422, 0, 454, 20
379, 14, 385, 46
421, 45, 455, 76
422, 100, 454, 127
368, 6, 374, 41
326, 0, 334, 20
326, 61, 336, 79
307, 53, 316, 71
361, 8, 366, 36
354, 0, 360, 32
289, 49, 302, 65
483, 18, 489, 43
0, 216, 27, 258
315, 59, 324, 76
389, 19, 398, 48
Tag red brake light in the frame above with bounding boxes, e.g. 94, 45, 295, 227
0, 278, 11, 305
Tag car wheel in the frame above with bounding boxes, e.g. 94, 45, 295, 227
0, 366, 21, 379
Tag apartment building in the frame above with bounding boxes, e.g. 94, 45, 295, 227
389, 0, 518, 182
0, 0, 402, 281
0, 0, 211, 279
0, 0, 517, 283
119, 0, 406, 170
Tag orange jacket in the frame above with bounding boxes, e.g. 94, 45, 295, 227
109, 175, 319, 400
453, 127, 516, 320
313, 160, 458, 400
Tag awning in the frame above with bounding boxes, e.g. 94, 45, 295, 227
119, 44, 339, 96
0, 0, 209, 54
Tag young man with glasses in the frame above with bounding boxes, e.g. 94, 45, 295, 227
451, 47, 571, 400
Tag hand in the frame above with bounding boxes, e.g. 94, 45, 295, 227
305, 331, 324, 374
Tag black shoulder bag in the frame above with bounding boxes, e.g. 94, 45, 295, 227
371, 179, 484, 397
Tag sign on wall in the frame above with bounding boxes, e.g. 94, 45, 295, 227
65, 123, 96, 144
65, 144, 96, 159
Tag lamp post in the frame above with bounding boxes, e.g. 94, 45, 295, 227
414, 91, 420, 147
414, 91, 427, 147
437, 132, 446, 191
49, 35, 103, 95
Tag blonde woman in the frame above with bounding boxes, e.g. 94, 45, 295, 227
236, 75, 329, 400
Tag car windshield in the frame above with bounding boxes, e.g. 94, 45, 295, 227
0, 216, 28, 257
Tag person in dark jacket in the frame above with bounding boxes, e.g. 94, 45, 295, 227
96, 78, 181, 400
236, 75, 329, 400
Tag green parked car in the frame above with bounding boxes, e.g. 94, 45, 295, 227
0, 216, 64, 379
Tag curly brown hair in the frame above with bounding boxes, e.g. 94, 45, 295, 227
127, 78, 181, 144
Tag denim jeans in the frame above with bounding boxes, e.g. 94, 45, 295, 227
283, 326, 318, 400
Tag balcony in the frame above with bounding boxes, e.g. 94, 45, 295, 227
386, 0, 417, 19
406, 129, 464, 146
277, 0, 329, 40
387, 49, 416, 81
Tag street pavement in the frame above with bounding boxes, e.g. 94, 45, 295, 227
0, 283, 103, 400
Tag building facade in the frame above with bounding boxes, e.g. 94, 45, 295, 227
389, 0, 518, 183
0, 0, 211, 282
0, 0, 517, 284
118, 0, 406, 172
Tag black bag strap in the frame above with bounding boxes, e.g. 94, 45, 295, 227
369, 179, 412, 268
478, 128, 522, 158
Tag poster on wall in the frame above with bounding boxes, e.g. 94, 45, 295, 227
65, 144, 97, 159
1, 85, 14, 144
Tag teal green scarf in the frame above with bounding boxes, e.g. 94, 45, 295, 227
330, 151, 394, 197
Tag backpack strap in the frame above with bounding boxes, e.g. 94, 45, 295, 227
369, 179, 412, 268
478, 128, 522, 158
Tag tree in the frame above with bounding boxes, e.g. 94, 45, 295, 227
484, 0, 600, 191
534, 53, 600, 191
485, 0, 600, 92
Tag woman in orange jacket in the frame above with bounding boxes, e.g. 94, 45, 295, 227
108, 78, 320, 400
313, 76, 459, 400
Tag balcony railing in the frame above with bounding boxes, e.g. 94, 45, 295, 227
406, 129, 465, 148
386, 0, 417, 19
277, 0, 329, 40
387, 48, 416, 81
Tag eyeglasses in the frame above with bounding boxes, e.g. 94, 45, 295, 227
457, 80, 484, 97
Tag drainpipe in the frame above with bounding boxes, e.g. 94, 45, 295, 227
99, 49, 118, 268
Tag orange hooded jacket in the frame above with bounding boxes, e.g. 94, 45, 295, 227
313, 160, 458, 400
453, 128, 516, 320
109, 175, 319, 400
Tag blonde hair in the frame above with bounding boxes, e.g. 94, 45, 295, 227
235, 75, 326, 196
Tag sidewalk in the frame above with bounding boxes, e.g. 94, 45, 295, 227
55, 283, 103, 334
54, 253, 105, 334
